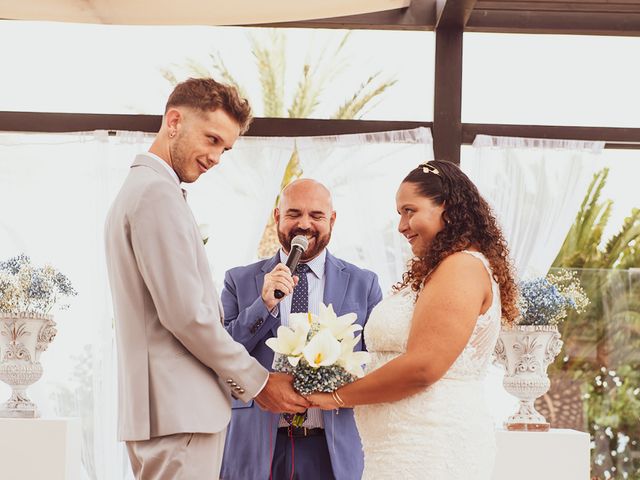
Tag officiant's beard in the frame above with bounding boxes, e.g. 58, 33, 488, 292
277, 227, 332, 261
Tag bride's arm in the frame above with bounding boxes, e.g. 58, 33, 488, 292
310, 252, 492, 408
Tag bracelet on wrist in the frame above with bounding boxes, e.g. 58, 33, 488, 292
332, 390, 346, 408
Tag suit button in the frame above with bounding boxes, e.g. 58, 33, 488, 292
238, 388, 245, 394
226, 379, 234, 384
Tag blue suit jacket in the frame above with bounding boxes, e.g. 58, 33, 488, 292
220, 251, 382, 480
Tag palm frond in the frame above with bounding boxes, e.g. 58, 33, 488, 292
182, 58, 213, 80
249, 30, 285, 117
576, 170, 609, 250
604, 209, 640, 268
618, 240, 640, 270
288, 64, 318, 118
207, 53, 247, 99
287, 32, 354, 118
159, 67, 179, 86
554, 168, 611, 268
332, 73, 398, 120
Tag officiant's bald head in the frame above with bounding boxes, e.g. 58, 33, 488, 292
279, 179, 333, 210
275, 179, 336, 261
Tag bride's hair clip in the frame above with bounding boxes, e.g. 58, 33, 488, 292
419, 162, 440, 176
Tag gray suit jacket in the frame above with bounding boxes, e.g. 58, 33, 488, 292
105, 153, 268, 441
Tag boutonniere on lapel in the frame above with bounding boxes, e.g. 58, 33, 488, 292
265, 303, 369, 426
198, 223, 211, 246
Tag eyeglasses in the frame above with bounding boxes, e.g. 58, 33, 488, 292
419, 162, 440, 176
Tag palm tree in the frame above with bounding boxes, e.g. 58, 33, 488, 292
554, 168, 640, 270
552, 168, 640, 369
545, 168, 640, 480
161, 29, 397, 257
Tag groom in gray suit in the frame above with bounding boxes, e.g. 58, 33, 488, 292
105, 78, 308, 479
220, 179, 383, 480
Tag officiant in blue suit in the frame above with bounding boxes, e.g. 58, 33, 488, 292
220, 178, 382, 480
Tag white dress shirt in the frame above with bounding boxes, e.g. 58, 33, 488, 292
277, 248, 327, 429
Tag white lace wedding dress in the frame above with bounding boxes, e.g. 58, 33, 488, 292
354, 251, 500, 480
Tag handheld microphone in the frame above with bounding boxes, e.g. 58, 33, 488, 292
274, 235, 309, 299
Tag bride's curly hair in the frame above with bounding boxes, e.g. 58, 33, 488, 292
394, 160, 518, 324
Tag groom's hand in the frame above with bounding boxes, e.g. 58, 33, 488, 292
255, 372, 310, 413
261, 264, 298, 311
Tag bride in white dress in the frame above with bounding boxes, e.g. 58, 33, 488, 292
309, 160, 519, 479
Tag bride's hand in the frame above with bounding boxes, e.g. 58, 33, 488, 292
307, 392, 339, 410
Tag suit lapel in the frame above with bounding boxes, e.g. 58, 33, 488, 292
323, 251, 349, 315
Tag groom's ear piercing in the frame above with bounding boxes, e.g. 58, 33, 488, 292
169, 131, 176, 138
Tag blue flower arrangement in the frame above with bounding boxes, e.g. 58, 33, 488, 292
517, 269, 589, 326
0, 254, 77, 315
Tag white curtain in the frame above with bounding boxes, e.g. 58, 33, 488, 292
0, 131, 143, 480
0, 131, 293, 479
0, 127, 433, 479
462, 135, 605, 427
464, 135, 604, 280
297, 127, 434, 293
185, 135, 295, 285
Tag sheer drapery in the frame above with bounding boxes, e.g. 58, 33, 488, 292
0, 131, 144, 479
296, 127, 434, 292
0, 128, 433, 479
465, 135, 604, 280
463, 135, 604, 427
185, 135, 295, 284
0, 131, 293, 479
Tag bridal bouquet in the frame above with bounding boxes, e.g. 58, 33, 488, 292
266, 303, 370, 426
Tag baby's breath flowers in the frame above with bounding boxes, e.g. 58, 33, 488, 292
0, 254, 77, 315
516, 269, 589, 326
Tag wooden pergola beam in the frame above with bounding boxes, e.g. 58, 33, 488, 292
462, 123, 640, 146
2, 111, 638, 149
435, 0, 477, 28
254, 0, 437, 30
468, 2, 640, 36
433, 26, 463, 164
0, 111, 431, 137
258, 0, 640, 36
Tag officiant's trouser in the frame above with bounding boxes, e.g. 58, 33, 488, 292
126, 431, 226, 480
271, 427, 336, 480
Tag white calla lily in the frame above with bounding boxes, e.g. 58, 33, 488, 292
302, 329, 341, 368
289, 312, 315, 330
265, 320, 310, 366
316, 303, 362, 340
338, 335, 371, 378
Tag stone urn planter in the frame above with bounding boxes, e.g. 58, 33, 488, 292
0, 312, 57, 418
494, 324, 563, 431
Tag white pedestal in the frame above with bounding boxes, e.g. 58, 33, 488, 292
493, 428, 590, 480
0, 417, 81, 480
